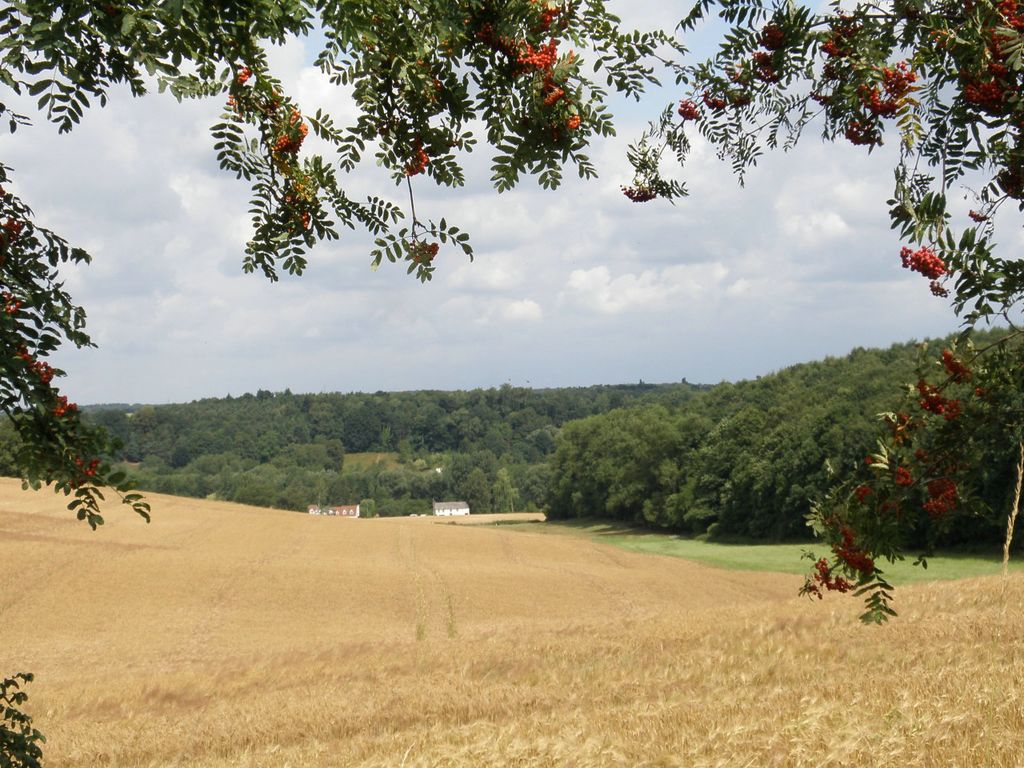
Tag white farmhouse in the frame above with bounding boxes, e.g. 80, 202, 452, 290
432, 500, 470, 516
329, 504, 360, 518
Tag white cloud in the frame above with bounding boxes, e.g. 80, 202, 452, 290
780, 210, 850, 246
447, 255, 524, 291
562, 263, 729, 315
0, 17, 976, 403
502, 299, 543, 322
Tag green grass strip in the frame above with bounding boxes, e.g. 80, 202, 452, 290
524, 520, 1024, 585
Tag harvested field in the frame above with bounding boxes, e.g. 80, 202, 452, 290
2, 477, 1022, 767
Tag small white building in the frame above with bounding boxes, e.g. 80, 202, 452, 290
308, 504, 360, 517
433, 500, 470, 517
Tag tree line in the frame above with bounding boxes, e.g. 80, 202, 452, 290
546, 330, 1014, 549
0, 382, 703, 517
4, 332, 1014, 548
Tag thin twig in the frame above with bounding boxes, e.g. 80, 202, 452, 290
406, 175, 419, 232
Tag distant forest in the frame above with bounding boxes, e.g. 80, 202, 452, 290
3, 382, 705, 518
0, 332, 1013, 545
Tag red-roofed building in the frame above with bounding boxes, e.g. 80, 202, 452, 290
308, 504, 360, 517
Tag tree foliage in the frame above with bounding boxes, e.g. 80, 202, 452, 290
0, 673, 44, 768
634, 0, 1024, 324
0, 0, 659, 525
608, 0, 1024, 621
546, 333, 1014, 546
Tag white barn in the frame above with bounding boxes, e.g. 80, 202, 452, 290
432, 501, 470, 517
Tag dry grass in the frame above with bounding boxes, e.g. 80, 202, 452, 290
343, 452, 401, 471
2, 477, 1022, 767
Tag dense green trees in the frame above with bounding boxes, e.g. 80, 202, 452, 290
86, 384, 697, 465
84, 329, 1018, 544
547, 332, 1012, 551
43, 383, 699, 515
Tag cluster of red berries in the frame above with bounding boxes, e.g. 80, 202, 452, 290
31, 361, 55, 384
894, 465, 914, 486
475, 15, 577, 138
809, 90, 831, 106
74, 456, 100, 478
517, 39, 559, 71
963, 78, 1006, 114
621, 185, 657, 203
916, 380, 961, 420
730, 91, 752, 107
958, 73, 1007, 115
53, 395, 77, 418
759, 23, 785, 51
534, 0, 564, 32
804, 557, 853, 598
821, 13, 861, 58
833, 526, 875, 575
272, 109, 308, 156
819, 15, 893, 149
236, 67, 252, 86
2, 291, 22, 315
16, 347, 55, 384
923, 477, 958, 518
677, 99, 700, 121
859, 61, 917, 117
900, 245, 946, 279
969, 209, 990, 223
542, 76, 565, 106
844, 119, 880, 146
998, 164, 1024, 200
997, 0, 1024, 29
409, 240, 439, 264
743, 21, 788, 84
405, 140, 429, 176
854, 484, 873, 502
900, 245, 948, 295
941, 349, 971, 382
702, 92, 728, 111
958, 9, 1023, 117
3, 217, 23, 243
750, 51, 779, 83
475, 23, 516, 57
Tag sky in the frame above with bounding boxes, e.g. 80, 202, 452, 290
4, 2, 967, 404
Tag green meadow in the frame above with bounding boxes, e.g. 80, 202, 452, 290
528, 519, 1024, 585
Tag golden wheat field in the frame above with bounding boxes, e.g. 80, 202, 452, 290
2, 476, 1023, 767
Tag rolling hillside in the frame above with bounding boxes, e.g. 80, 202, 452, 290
2, 480, 1022, 767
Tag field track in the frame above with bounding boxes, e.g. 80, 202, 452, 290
2, 477, 1023, 766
